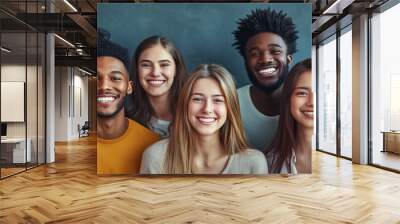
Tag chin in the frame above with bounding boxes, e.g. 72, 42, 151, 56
194, 129, 218, 137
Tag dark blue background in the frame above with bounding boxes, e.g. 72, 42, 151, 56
98, 3, 311, 88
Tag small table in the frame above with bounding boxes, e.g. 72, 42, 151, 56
381, 131, 400, 154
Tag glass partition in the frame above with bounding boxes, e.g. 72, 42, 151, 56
1, 30, 28, 177
0, 1, 46, 179
317, 35, 337, 155
370, 3, 400, 171
339, 26, 352, 158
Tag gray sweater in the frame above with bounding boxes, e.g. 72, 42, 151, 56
140, 139, 269, 174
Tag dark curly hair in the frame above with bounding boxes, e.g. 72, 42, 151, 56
232, 8, 299, 58
97, 28, 130, 74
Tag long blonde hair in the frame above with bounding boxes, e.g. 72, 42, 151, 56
164, 64, 248, 174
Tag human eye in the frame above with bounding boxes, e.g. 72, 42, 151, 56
295, 90, 308, 96
249, 50, 260, 57
140, 62, 151, 68
160, 62, 171, 67
191, 96, 203, 102
213, 97, 225, 103
111, 74, 122, 81
271, 48, 282, 55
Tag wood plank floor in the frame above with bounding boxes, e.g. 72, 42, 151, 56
1, 135, 400, 223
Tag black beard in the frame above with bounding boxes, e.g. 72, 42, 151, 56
97, 95, 126, 118
246, 63, 289, 93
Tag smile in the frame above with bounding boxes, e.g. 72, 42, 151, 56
302, 111, 314, 119
147, 80, 166, 86
97, 96, 116, 103
197, 116, 217, 124
257, 65, 278, 77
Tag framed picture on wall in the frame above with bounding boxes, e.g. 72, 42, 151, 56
96, 3, 312, 175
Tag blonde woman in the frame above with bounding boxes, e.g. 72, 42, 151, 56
140, 64, 268, 174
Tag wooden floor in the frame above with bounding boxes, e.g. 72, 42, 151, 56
1, 135, 400, 223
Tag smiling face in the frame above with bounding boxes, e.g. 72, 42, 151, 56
137, 45, 176, 98
97, 56, 133, 118
245, 32, 292, 92
290, 71, 313, 129
188, 78, 227, 137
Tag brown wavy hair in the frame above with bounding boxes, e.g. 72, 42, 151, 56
129, 36, 187, 126
164, 64, 248, 174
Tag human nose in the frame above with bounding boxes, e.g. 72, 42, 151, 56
258, 51, 273, 63
307, 91, 314, 107
202, 98, 213, 113
150, 64, 162, 77
97, 76, 112, 91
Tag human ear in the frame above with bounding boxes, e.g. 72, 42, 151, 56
287, 55, 293, 65
127, 81, 133, 94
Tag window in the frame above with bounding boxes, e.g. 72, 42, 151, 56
370, 2, 400, 171
339, 27, 352, 158
317, 35, 337, 155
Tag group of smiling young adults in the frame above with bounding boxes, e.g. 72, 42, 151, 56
96, 8, 314, 175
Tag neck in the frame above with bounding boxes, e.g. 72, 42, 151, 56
97, 110, 128, 139
193, 133, 224, 160
294, 126, 313, 154
250, 85, 282, 116
148, 94, 172, 121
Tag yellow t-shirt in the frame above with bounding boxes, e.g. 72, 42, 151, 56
97, 119, 160, 175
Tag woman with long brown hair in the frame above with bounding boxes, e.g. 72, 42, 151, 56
266, 58, 313, 174
129, 36, 187, 138
140, 64, 268, 174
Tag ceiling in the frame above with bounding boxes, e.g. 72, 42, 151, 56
0, 0, 392, 73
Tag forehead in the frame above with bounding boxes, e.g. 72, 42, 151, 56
295, 71, 312, 87
97, 56, 128, 76
191, 77, 223, 96
139, 45, 173, 61
246, 32, 288, 51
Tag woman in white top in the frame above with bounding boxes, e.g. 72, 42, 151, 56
266, 59, 313, 174
140, 64, 268, 174
130, 36, 187, 138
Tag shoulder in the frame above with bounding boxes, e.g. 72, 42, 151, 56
140, 139, 169, 174
237, 85, 254, 109
237, 84, 251, 96
232, 149, 268, 167
128, 119, 160, 139
240, 148, 266, 162
143, 138, 169, 158
229, 149, 268, 174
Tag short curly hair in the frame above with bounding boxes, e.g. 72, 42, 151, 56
97, 28, 130, 73
232, 8, 299, 58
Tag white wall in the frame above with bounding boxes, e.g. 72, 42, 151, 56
54, 67, 89, 141
1, 63, 46, 164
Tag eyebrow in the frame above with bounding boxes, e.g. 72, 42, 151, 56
295, 87, 311, 90
248, 44, 283, 52
159, 59, 172, 63
139, 59, 172, 63
139, 59, 152, 63
191, 93, 224, 97
110, 70, 124, 75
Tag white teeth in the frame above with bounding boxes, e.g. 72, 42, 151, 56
198, 117, 216, 123
97, 96, 115, 103
148, 80, 165, 85
303, 112, 314, 116
259, 68, 276, 76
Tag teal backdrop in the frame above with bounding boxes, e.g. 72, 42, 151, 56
97, 3, 311, 88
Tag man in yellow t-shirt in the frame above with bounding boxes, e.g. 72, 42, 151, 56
97, 33, 159, 175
